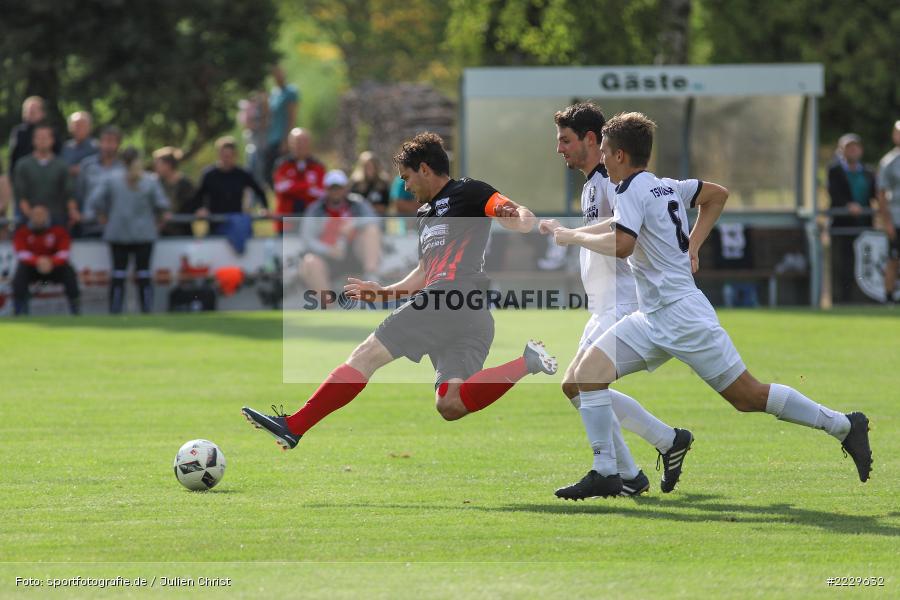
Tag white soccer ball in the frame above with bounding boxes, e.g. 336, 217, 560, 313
174, 439, 226, 491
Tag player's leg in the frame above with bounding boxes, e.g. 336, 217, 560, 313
431, 309, 556, 420
108, 243, 129, 314
665, 293, 872, 482
555, 346, 621, 499
719, 370, 872, 481
242, 333, 393, 450
135, 242, 153, 313
564, 320, 645, 493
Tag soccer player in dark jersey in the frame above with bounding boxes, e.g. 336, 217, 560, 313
242, 132, 558, 450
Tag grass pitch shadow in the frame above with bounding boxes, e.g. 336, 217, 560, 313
310, 493, 900, 538
492, 492, 900, 537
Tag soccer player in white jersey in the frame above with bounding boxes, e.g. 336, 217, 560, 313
544, 112, 872, 488
541, 103, 694, 500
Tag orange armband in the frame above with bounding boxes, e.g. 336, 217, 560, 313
484, 192, 513, 217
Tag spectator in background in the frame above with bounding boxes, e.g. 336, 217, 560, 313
350, 151, 391, 216
273, 128, 325, 230
8, 96, 60, 175
13, 123, 78, 228
877, 120, 900, 304
300, 169, 381, 305
389, 173, 418, 217
194, 136, 267, 234
77, 126, 124, 238
61, 111, 98, 179
12, 205, 80, 315
153, 146, 196, 237
264, 64, 299, 186
238, 90, 269, 187
827, 133, 877, 302
85, 147, 170, 314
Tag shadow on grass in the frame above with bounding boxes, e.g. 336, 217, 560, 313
14, 312, 374, 343
308, 492, 900, 537
489, 492, 900, 537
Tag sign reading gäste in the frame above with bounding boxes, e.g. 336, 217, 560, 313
598, 71, 690, 93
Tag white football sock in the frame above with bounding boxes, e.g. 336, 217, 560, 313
611, 413, 640, 479
610, 389, 676, 452
579, 389, 617, 476
765, 383, 851, 440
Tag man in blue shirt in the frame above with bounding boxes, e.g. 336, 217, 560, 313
264, 65, 300, 186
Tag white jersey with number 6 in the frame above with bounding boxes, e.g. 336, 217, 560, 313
611, 170, 703, 313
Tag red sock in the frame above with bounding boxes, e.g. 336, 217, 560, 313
286, 364, 367, 435
458, 356, 529, 413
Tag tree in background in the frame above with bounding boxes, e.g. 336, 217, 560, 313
699, 0, 900, 154
0, 0, 279, 157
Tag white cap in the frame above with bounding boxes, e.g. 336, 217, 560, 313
324, 169, 349, 188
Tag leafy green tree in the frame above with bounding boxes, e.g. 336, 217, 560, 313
0, 0, 279, 156
698, 0, 900, 154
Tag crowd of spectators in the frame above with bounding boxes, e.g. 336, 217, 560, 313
1, 67, 423, 315
826, 122, 900, 304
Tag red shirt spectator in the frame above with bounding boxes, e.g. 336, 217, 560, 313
11, 205, 80, 315
272, 128, 325, 233
273, 156, 326, 216
14, 221, 72, 267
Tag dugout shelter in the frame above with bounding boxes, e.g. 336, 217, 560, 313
459, 64, 825, 306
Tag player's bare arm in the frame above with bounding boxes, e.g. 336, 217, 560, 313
539, 216, 614, 237
344, 260, 426, 302
540, 221, 632, 258
489, 195, 536, 233
688, 182, 729, 273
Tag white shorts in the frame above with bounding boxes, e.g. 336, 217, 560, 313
593, 292, 745, 392
578, 303, 639, 352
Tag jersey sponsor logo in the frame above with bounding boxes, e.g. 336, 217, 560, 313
583, 205, 599, 225
435, 197, 450, 216
420, 223, 449, 252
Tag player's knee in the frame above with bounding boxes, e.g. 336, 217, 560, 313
435, 383, 466, 421
561, 380, 579, 402
573, 359, 613, 387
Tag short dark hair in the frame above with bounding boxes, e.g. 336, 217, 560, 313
32, 121, 54, 136
394, 132, 450, 176
601, 112, 656, 168
554, 102, 606, 142
100, 125, 122, 141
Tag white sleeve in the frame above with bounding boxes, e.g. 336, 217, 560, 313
669, 178, 703, 209
611, 188, 644, 239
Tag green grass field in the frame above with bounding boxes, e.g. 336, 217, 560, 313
0, 309, 897, 599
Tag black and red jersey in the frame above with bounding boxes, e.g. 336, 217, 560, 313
416, 178, 509, 288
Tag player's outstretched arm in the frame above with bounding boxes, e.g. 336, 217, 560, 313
488, 195, 536, 233
539, 219, 625, 257
344, 261, 426, 302
688, 181, 729, 272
